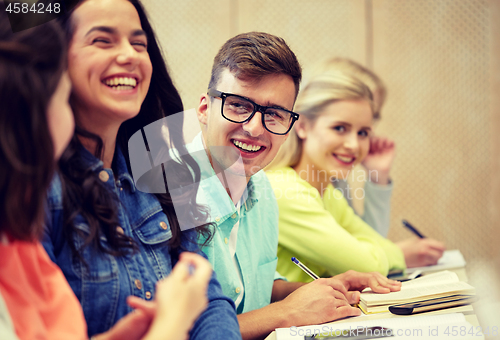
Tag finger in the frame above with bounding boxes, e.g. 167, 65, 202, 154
179, 252, 213, 284
378, 137, 388, 151
375, 273, 400, 289
367, 276, 390, 294
346, 291, 360, 304
370, 137, 381, 153
424, 249, 443, 265
169, 256, 192, 281
386, 278, 402, 291
324, 278, 348, 296
424, 238, 446, 252
386, 139, 395, 149
333, 298, 350, 308
96, 310, 151, 340
331, 289, 349, 302
126, 296, 156, 317
336, 305, 362, 318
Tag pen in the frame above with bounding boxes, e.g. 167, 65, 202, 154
407, 270, 423, 280
402, 219, 426, 238
291, 257, 319, 280
292, 257, 361, 310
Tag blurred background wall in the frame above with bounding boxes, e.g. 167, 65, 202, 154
141, 0, 499, 308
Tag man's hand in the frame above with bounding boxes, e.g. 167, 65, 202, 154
280, 278, 361, 326
238, 278, 362, 340
397, 237, 446, 268
361, 136, 396, 185
333, 270, 402, 295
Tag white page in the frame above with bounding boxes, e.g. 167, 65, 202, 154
361, 281, 475, 305
406, 249, 466, 274
401, 270, 459, 288
276, 313, 469, 340
362, 271, 459, 294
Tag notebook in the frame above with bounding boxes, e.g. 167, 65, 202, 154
406, 249, 466, 274
359, 271, 475, 314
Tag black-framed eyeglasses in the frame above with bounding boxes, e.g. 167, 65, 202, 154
207, 89, 299, 135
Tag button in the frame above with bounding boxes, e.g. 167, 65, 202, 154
224, 237, 228, 244
134, 279, 142, 290
116, 226, 124, 234
99, 170, 109, 182
231, 213, 237, 219
145, 291, 152, 299
160, 221, 168, 230
215, 217, 220, 222
235, 287, 241, 294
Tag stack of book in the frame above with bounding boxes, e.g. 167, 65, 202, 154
359, 270, 475, 314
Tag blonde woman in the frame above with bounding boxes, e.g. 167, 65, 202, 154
307, 58, 393, 237
266, 70, 445, 282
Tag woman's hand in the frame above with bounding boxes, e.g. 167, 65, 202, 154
133, 252, 212, 340
397, 237, 446, 268
332, 270, 401, 295
361, 135, 396, 185
90, 309, 152, 340
100, 252, 213, 340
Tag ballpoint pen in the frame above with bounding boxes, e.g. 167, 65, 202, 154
402, 219, 426, 238
291, 257, 320, 280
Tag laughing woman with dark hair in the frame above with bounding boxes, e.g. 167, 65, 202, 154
40, 0, 241, 339
0, 5, 219, 340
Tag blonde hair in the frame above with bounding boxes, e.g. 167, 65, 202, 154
306, 58, 386, 119
268, 69, 374, 170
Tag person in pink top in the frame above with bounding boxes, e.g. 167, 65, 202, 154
0, 9, 212, 340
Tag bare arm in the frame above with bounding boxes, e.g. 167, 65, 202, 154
270, 280, 305, 302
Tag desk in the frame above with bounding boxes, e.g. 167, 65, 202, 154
264, 267, 481, 340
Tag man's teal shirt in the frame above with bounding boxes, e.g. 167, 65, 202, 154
189, 133, 284, 314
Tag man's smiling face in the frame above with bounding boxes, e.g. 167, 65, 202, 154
197, 69, 296, 178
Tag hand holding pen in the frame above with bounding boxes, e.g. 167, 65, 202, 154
397, 220, 446, 268
402, 219, 425, 238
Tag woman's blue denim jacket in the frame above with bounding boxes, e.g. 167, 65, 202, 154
42, 146, 241, 339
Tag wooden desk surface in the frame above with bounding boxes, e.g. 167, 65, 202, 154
264, 267, 478, 340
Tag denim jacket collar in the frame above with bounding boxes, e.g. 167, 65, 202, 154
77, 142, 136, 193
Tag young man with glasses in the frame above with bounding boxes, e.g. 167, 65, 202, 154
192, 32, 400, 339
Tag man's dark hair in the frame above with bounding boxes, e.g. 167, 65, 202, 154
208, 32, 302, 97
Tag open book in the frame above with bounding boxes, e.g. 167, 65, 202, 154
359, 270, 475, 314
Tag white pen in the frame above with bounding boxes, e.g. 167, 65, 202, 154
291, 257, 320, 280
407, 270, 423, 280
